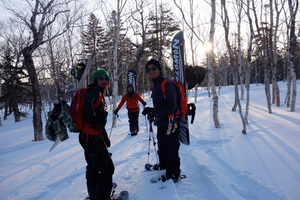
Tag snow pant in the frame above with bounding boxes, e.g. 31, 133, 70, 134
156, 118, 181, 179
128, 110, 139, 133
79, 132, 115, 200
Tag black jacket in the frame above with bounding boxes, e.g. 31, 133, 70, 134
151, 75, 177, 119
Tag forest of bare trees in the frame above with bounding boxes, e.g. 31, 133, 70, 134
0, 0, 299, 140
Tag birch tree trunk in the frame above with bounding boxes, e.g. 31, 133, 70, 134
207, 0, 220, 128
268, 0, 280, 107
272, 0, 284, 107
244, 0, 255, 125
236, 0, 244, 101
111, 10, 120, 128
288, 0, 298, 112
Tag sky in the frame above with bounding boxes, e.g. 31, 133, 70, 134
0, 0, 209, 64
0, 80, 300, 200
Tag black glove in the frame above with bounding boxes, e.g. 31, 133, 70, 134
142, 107, 154, 116
104, 136, 111, 148
142, 101, 147, 106
113, 109, 118, 115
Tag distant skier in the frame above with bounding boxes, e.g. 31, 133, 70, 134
79, 69, 114, 200
142, 59, 181, 182
114, 85, 146, 136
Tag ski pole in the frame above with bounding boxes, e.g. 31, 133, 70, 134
145, 114, 151, 166
109, 114, 118, 138
148, 116, 164, 189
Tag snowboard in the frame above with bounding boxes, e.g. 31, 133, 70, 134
127, 69, 137, 93
171, 31, 190, 145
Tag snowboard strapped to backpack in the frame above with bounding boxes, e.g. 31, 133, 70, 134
69, 88, 102, 133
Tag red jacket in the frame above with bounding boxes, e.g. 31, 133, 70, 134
116, 93, 144, 112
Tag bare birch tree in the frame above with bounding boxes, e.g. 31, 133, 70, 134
173, 0, 220, 128
252, 0, 272, 113
2, 0, 76, 141
99, 0, 128, 128
244, 0, 255, 125
221, 0, 246, 133
288, 0, 298, 112
207, 0, 220, 128
130, 0, 151, 93
271, 0, 284, 107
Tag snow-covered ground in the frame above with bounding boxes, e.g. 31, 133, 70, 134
1, 81, 300, 200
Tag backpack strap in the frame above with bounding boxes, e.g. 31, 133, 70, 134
82, 91, 103, 142
161, 79, 170, 97
93, 92, 102, 109
160, 79, 181, 119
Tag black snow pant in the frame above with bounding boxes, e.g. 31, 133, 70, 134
128, 110, 139, 133
156, 118, 180, 179
79, 132, 115, 200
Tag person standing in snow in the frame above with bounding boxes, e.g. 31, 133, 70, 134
113, 85, 146, 136
142, 59, 181, 182
79, 69, 114, 200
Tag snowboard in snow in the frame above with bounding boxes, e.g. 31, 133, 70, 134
171, 31, 190, 145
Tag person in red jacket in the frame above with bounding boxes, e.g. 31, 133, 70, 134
114, 85, 146, 135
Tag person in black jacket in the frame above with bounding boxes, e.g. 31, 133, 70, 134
142, 59, 181, 182
79, 69, 114, 200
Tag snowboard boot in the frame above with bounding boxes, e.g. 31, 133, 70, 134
153, 164, 160, 171
161, 174, 180, 183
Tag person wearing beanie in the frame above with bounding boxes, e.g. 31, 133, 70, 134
79, 69, 114, 200
92, 69, 111, 84
142, 59, 181, 182
113, 85, 146, 136
145, 59, 162, 72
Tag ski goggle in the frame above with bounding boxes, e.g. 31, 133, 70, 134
146, 66, 157, 73
98, 76, 109, 82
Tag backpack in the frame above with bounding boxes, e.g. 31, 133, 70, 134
161, 79, 188, 119
69, 88, 102, 132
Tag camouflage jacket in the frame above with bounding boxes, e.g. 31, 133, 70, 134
45, 101, 77, 142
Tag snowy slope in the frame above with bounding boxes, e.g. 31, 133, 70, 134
0, 81, 300, 200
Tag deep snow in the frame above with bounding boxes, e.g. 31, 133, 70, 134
0, 81, 300, 200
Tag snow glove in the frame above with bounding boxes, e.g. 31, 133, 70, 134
142, 101, 147, 106
113, 109, 118, 115
166, 116, 177, 135
142, 107, 154, 116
